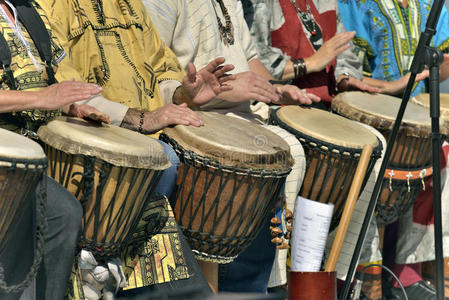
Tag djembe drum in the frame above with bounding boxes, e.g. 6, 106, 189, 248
270, 106, 381, 230
0, 129, 47, 294
38, 117, 169, 258
332, 92, 449, 224
160, 112, 293, 264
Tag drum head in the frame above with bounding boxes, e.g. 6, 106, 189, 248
38, 117, 169, 169
0, 128, 45, 160
414, 93, 449, 114
275, 106, 378, 149
163, 112, 293, 170
332, 92, 449, 137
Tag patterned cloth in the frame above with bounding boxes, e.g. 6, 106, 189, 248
37, 0, 185, 115
338, 0, 449, 96
0, 1, 64, 132
66, 196, 189, 299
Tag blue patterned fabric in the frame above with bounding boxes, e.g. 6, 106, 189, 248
338, 0, 449, 96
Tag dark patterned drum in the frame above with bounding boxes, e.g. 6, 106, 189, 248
161, 112, 293, 263
38, 117, 169, 258
0, 128, 47, 293
271, 105, 381, 230
333, 92, 449, 224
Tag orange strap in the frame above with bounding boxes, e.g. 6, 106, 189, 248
383, 166, 432, 192
383, 166, 433, 180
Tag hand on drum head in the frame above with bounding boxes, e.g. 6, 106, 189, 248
122, 104, 203, 134
362, 70, 429, 96
179, 57, 236, 106
304, 31, 356, 73
33, 80, 103, 110
65, 103, 110, 124
273, 84, 321, 105
215, 71, 280, 103
336, 76, 381, 94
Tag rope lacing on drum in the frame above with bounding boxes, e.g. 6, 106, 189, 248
160, 133, 289, 264
0, 157, 47, 293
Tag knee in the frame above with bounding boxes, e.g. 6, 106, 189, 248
46, 177, 82, 237
160, 140, 180, 169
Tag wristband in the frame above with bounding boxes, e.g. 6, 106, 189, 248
138, 111, 145, 133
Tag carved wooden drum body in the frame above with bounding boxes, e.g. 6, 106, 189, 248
161, 112, 293, 263
38, 117, 169, 258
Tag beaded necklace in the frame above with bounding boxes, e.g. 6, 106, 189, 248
211, 0, 234, 46
289, 0, 322, 50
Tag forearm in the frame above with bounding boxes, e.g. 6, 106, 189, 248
280, 60, 295, 80
248, 59, 275, 81
0, 90, 41, 113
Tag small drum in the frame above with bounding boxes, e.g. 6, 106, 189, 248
332, 92, 449, 224
160, 112, 293, 263
0, 129, 47, 293
270, 106, 381, 230
38, 117, 169, 258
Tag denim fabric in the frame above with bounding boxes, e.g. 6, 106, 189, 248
154, 140, 180, 199
218, 218, 276, 293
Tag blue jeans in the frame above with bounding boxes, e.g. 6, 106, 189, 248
218, 217, 276, 293
154, 140, 180, 199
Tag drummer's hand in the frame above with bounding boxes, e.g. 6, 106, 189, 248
178, 57, 235, 106
121, 104, 203, 134
217, 71, 280, 103
376, 71, 428, 95
336, 75, 381, 93
304, 31, 356, 73
273, 84, 320, 105
64, 103, 110, 124
34, 80, 103, 110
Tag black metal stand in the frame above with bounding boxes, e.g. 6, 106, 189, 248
341, 1, 447, 299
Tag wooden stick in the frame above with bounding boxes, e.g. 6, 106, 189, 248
325, 144, 374, 272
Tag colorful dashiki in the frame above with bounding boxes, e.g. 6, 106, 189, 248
0, 1, 64, 132
338, 0, 449, 96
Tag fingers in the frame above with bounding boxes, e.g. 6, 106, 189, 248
186, 62, 197, 84
161, 104, 204, 127
306, 92, 321, 102
203, 57, 227, 73
214, 64, 235, 78
218, 74, 236, 85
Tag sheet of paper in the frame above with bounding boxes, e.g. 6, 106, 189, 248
291, 196, 334, 272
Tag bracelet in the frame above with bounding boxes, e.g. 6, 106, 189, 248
337, 75, 350, 92
138, 111, 145, 133
292, 58, 307, 79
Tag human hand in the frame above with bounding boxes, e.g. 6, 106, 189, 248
34, 80, 102, 110
305, 31, 356, 73
337, 76, 381, 93
181, 57, 235, 105
273, 84, 320, 105
65, 103, 110, 124
218, 71, 280, 103
121, 103, 203, 134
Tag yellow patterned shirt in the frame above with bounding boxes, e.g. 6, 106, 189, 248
0, 1, 65, 132
37, 0, 185, 113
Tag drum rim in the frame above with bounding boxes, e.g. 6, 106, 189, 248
162, 112, 294, 170
0, 156, 47, 170
271, 109, 382, 158
160, 133, 292, 176
38, 117, 170, 170
332, 92, 449, 137
273, 105, 380, 150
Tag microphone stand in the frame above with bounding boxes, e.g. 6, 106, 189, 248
341, 1, 446, 299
